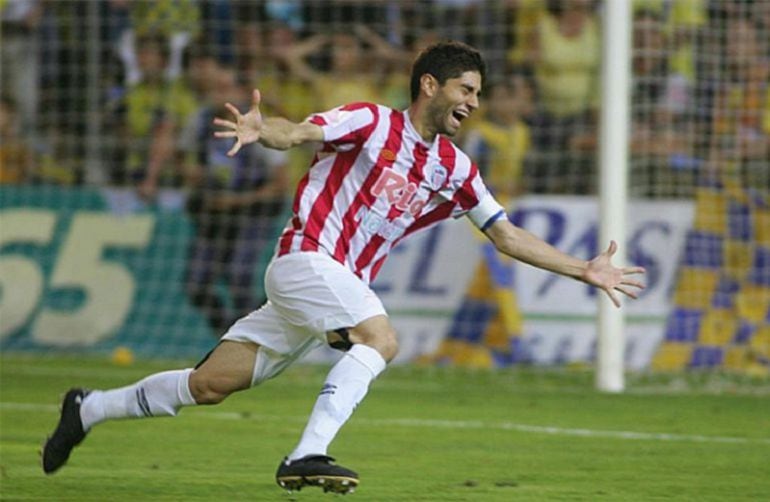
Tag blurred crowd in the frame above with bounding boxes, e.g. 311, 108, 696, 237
1, 0, 769, 199
2, 0, 768, 334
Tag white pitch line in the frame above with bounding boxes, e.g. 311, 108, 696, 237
3, 402, 769, 446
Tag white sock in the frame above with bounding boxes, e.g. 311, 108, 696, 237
288, 344, 386, 461
79, 368, 196, 431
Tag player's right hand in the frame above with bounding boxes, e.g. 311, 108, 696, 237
213, 89, 264, 157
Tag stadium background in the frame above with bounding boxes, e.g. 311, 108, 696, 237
1, 0, 768, 378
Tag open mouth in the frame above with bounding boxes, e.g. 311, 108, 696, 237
452, 109, 469, 123
449, 109, 469, 129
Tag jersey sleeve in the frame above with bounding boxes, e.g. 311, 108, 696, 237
305, 102, 379, 146
447, 159, 506, 231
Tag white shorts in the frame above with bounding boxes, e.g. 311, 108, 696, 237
221, 252, 387, 384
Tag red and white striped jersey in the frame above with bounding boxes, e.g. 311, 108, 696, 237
275, 102, 505, 284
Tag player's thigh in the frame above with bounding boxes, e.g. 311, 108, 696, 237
265, 252, 387, 334
220, 303, 326, 385
189, 340, 257, 401
345, 315, 399, 361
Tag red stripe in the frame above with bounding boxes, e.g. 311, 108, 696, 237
403, 143, 430, 202
399, 139, 459, 240
278, 172, 311, 255
277, 215, 302, 255
437, 136, 457, 179
309, 103, 379, 145
354, 234, 385, 278
454, 163, 480, 210
370, 255, 388, 281
340, 102, 377, 112
332, 110, 405, 263
292, 172, 310, 214
300, 148, 361, 252
383, 142, 429, 220
300, 106, 380, 252
329, 103, 379, 144
354, 140, 429, 276
401, 201, 454, 239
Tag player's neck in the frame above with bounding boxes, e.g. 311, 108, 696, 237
406, 103, 438, 143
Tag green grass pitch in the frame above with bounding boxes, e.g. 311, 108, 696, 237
1, 354, 769, 501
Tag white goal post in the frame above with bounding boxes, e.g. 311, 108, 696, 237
597, 0, 632, 392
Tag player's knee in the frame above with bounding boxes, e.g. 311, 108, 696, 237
188, 371, 234, 405
375, 329, 399, 362
348, 317, 400, 362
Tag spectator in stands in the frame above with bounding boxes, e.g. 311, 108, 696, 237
280, 30, 380, 110
109, 33, 196, 194
0, 93, 79, 185
629, 8, 698, 198
525, 0, 600, 194
0, 96, 37, 184
431, 0, 486, 46
0, 93, 73, 185
352, 26, 449, 112
507, 0, 546, 71
110, 0, 200, 86
633, 0, 707, 87
431, 74, 535, 367
463, 75, 534, 203
186, 40, 222, 99
706, 14, 769, 186
757, 0, 770, 37
178, 65, 290, 334
236, 21, 313, 123
0, 0, 43, 138
235, 21, 318, 190
198, 0, 235, 65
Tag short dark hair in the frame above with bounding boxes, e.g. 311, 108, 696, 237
409, 41, 487, 102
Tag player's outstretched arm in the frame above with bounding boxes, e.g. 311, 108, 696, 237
484, 219, 645, 307
213, 89, 323, 154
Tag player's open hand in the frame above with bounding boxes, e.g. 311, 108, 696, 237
582, 240, 646, 308
213, 89, 264, 157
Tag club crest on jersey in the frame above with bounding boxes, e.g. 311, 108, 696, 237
370, 169, 427, 217
430, 165, 448, 189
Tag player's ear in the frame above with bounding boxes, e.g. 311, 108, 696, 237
420, 73, 439, 98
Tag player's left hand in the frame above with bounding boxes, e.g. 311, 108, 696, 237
582, 240, 645, 308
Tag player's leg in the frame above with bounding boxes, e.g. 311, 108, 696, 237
276, 315, 396, 493
261, 252, 394, 493
287, 315, 396, 458
42, 340, 257, 474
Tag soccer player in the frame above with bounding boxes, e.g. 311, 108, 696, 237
42, 41, 645, 494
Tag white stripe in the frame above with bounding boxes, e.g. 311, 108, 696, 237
324, 110, 392, 261
5, 401, 767, 446
352, 118, 418, 280
346, 110, 406, 275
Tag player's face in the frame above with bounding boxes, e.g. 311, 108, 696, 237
428, 71, 482, 137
